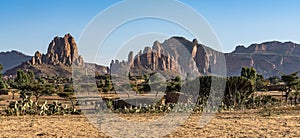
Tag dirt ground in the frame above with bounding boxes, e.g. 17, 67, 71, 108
0, 106, 299, 138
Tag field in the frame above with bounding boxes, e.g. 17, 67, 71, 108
1, 91, 300, 137
0, 106, 299, 137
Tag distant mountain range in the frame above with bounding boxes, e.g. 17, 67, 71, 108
1, 34, 299, 78
0, 50, 31, 73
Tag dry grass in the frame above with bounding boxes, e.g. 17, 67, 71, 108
0, 106, 299, 137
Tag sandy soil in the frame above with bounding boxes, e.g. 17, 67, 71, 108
0, 106, 299, 138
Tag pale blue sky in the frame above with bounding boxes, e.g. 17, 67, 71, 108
1, 0, 300, 65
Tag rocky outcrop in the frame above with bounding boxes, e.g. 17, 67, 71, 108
111, 38, 300, 78
4, 34, 110, 77
30, 34, 84, 66
227, 41, 300, 77
111, 37, 224, 78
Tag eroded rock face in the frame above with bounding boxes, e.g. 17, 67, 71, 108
110, 37, 300, 78
31, 51, 42, 65
30, 34, 84, 66
226, 41, 300, 77
110, 37, 224, 78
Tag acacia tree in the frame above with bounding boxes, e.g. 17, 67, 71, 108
281, 72, 299, 103
241, 67, 258, 92
224, 76, 253, 109
166, 75, 182, 92
10, 70, 30, 99
29, 83, 56, 103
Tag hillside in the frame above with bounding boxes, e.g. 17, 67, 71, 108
0, 50, 31, 73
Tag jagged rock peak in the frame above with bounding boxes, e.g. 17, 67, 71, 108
30, 33, 84, 66
143, 47, 152, 54
128, 51, 134, 66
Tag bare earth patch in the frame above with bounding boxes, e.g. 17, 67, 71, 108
0, 106, 299, 137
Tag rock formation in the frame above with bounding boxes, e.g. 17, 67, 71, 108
3, 35, 300, 78
110, 37, 223, 78
226, 41, 300, 77
4, 34, 108, 77
30, 33, 84, 66
111, 38, 300, 78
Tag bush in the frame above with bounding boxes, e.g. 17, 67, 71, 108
5, 95, 80, 116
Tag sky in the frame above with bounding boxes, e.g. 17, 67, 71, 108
1, 0, 300, 65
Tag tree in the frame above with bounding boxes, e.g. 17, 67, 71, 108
0, 79, 7, 89
269, 76, 280, 85
256, 75, 267, 91
103, 76, 113, 93
292, 82, 300, 105
224, 76, 254, 109
241, 67, 257, 91
149, 73, 166, 97
281, 72, 299, 103
11, 70, 35, 99
29, 83, 56, 103
166, 75, 182, 92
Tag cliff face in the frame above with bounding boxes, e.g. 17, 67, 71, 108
111, 37, 226, 78
111, 38, 300, 78
4, 35, 300, 78
227, 41, 300, 77
4, 34, 108, 77
30, 34, 84, 66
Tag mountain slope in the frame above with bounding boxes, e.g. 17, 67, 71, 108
0, 50, 31, 73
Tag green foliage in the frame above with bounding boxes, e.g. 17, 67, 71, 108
282, 72, 299, 88
64, 83, 74, 92
224, 76, 254, 109
269, 76, 280, 85
241, 67, 257, 80
241, 67, 258, 91
166, 75, 182, 92
96, 80, 104, 88
103, 77, 113, 92
0, 64, 7, 89
97, 102, 196, 114
281, 72, 299, 102
11, 70, 35, 91
28, 83, 56, 102
57, 89, 76, 110
5, 95, 79, 116
0, 79, 7, 89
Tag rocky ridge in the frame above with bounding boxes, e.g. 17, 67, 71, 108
111, 38, 300, 78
